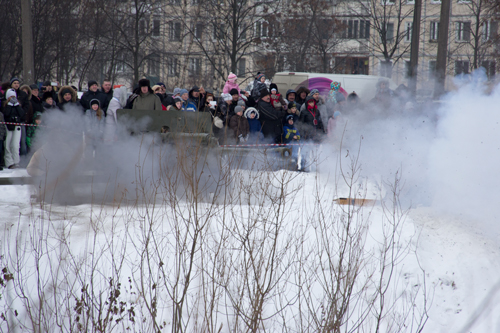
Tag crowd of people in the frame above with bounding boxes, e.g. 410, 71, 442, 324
0, 71, 399, 171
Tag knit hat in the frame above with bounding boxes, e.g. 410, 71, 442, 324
180, 88, 189, 96
229, 88, 239, 96
138, 79, 150, 88
43, 80, 51, 87
228, 72, 237, 82
157, 82, 165, 87
30, 84, 39, 91
269, 83, 278, 92
331, 81, 341, 90
6, 89, 19, 106
173, 87, 181, 96
288, 101, 297, 110
286, 115, 294, 122
10, 77, 20, 85
257, 73, 266, 81
235, 105, 243, 114
88, 80, 98, 88
191, 85, 200, 92
260, 89, 270, 99
222, 93, 232, 101
309, 89, 319, 96
173, 96, 183, 104
237, 100, 245, 107
333, 111, 342, 119
34, 112, 42, 120
90, 99, 100, 107
42, 91, 53, 101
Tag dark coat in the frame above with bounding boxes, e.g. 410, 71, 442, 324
188, 89, 205, 112
100, 88, 114, 115
257, 99, 285, 142
80, 90, 107, 113
31, 95, 44, 114
2, 104, 26, 130
229, 113, 250, 142
298, 98, 324, 141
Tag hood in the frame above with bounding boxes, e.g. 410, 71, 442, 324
58, 85, 77, 104
244, 107, 259, 119
6, 89, 19, 106
113, 86, 128, 107
295, 86, 310, 97
285, 89, 296, 100
20, 84, 32, 100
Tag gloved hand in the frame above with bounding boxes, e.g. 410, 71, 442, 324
244, 134, 249, 142
239, 134, 245, 143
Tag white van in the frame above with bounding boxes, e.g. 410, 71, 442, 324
272, 72, 398, 101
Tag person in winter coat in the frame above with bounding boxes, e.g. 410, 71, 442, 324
285, 89, 296, 104
58, 86, 81, 111
42, 92, 58, 111
26, 112, 42, 151
167, 96, 184, 111
100, 80, 113, 115
132, 79, 162, 110
179, 89, 197, 112
188, 85, 206, 111
20, 84, 34, 156
251, 73, 268, 100
0, 111, 7, 169
299, 96, 324, 142
283, 114, 301, 143
269, 84, 287, 111
218, 93, 233, 123
104, 86, 127, 143
30, 84, 44, 114
229, 105, 250, 144
80, 80, 107, 113
295, 86, 310, 109
2, 89, 26, 169
223, 72, 241, 97
283, 101, 300, 125
244, 107, 263, 144
85, 99, 105, 155
257, 89, 286, 142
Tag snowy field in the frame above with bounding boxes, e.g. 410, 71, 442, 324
1, 75, 500, 332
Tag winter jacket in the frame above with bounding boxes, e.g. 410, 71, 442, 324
223, 80, 241, 97
84, 108, 105, 143
0, 112, 7, 140
283, 124, 300, 144
181, 99, 197, 112
270, 92, 287, 111
104, 86, 127, 143
31, 95, 44, 114
251, 79, 267, 100
244, 107, 261, 132
80, 90, 107, 112
100, 88, 114, 115
257, 99, 285, 141
188, 89, 205, 111
298, 97, 324, 141
2, 104, 26, 130
132, 91, 162, 110
26, 112, 42, 148
229, 113, 250, 142
295, 87, 310, 109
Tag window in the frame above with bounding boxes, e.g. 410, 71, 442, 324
404, 60, 411, 78
168, 57, 178, 77
255, 21, 269, 37
481, 60, 496, 79
213, 23, 225, 40
430, 21, 439, 41
455, 60, 470, 75
340, 20, 370, 39
382, 0, 395, 4
483, 21, 498, 41
405, 22, 412, 42
115, 52, 126, 73
169, 22, 181, 41
456, 21, 471, 41
237, 58, 246, 76
153, 19, 160, 37
194, 23, 203, 39
149, 55, 160, 75
382, 22, 394, 43
188, 58, 201, 77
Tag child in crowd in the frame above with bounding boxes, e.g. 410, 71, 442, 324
229, 105, 249, 144
168, 96, 183, 111
26, 112, 42, 152
269, 84, 287, 111
283, 101, 300, 125
223, 72, 241, 97
244, 107, 263, 143
283, 115, 301, 163
85, 99, 105, 158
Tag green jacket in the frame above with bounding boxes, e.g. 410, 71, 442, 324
132, 92, 162, 110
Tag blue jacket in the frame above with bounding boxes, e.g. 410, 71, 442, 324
182, 100, 197, 112
283, 125, 300, 143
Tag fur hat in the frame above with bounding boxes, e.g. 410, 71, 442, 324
269, 83, 278, 92
90, 99, 100, 107
222, 93, 232, 101
260, 89, 270, 99
88, 80, 98, 88
58, 85, 77, 104
229, 88, 239, 96
138, 79, 150, 88
42, 91, 54, 101
244, 107, 259, 119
